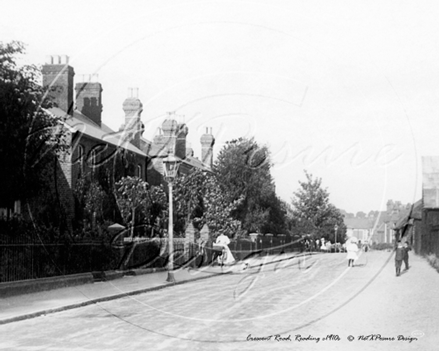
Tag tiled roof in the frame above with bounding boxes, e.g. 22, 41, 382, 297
182, 156, 211, 171
47, 107, 146, 157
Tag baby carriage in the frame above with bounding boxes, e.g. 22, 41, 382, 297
212, 244, 227, 267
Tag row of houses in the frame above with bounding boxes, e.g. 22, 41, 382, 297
344, 200, 411, 244
1, 55, 215, 224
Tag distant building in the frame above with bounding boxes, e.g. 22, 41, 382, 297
419, 156, 438, 256
342, 200, 412, 245
344, 217, 373, 243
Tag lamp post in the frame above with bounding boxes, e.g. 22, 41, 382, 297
334, 224, 338, 251
162, 149, 181, 283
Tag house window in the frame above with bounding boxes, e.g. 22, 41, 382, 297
137, 164, 142, 179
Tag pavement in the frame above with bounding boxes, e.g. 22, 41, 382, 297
0, 251, 306, 325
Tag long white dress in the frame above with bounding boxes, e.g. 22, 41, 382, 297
215, 234, 235, 265
346, 242, 359, 261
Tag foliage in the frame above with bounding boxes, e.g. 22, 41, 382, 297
0, 41, 67, 208
199, 172, 242, 235
84, 182, 106, 223
173, 169, 241, 236
213, 137, 287, 235
114, 176, 151, 237
291, 171, 345, 242
146, 185, 168, 237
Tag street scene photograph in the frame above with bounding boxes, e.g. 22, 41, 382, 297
0, 1, 438, 350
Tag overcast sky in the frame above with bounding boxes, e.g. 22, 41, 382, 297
1, 0, 438, 213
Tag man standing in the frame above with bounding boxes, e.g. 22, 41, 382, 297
395, 240, 405, 277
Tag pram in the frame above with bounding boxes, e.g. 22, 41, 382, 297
212, 244, 226, 267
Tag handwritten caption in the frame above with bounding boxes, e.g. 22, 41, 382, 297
247, 334, 418, 343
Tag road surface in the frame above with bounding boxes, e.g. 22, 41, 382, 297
0, 251, 438, 351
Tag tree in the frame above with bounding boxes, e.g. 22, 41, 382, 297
0, 41, 67, 211
291, 171, 345, 242
114, 176, 151, 238
147, 184, 168, 237
213, 137, 286, 234
172, 169, 242, 236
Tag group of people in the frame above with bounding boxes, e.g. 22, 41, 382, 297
344, 236, 411, 276
213, 233, 411, 276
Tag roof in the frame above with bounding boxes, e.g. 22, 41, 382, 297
344, 217, 373, 229
395, 199, 423, 230
181, 156, 211, 171
409, 199, 423, 220
47, 107, 146, 157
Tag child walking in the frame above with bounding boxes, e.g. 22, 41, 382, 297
346, 237, 359, 267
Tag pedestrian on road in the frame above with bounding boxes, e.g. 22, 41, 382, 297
326, 241, 332, 252
395, 240, 405, 276
403, 241, 411, 270
320, 239, 327, 253
215, 232, 235, 265
346, 237, 359, 267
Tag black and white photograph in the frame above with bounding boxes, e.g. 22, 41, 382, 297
0, 1, 438, 350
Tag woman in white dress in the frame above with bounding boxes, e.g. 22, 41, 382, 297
215, 233, 235, 265
346, 237, 359, 267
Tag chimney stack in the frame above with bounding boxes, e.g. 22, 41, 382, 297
175, 120, 188, 160
42, 55, 75, 114
75, 75, 103, 126
200, 127, 215, 168
122, 90, 143, 148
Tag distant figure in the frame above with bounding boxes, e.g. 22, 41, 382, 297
215, 233, 235, 265
395, 240, 405, 277
320, 241, 327, 252
364, 242, 369, 252
326, 241, 332, 252
346, 238, 359, 267
403, 242, 411, 270
303, 239, 309, 252
316, 239, 320, 251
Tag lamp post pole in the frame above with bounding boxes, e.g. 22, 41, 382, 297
334, 224, 338, 252
167, 180, 175, 283
163, 148, 181, 283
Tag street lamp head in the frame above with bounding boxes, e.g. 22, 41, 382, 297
163, 148, 182, 182
334, 224, 338, 231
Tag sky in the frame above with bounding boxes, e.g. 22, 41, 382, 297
1, 0, 438, 213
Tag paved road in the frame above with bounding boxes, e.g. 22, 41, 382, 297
1, 251, 438, 351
